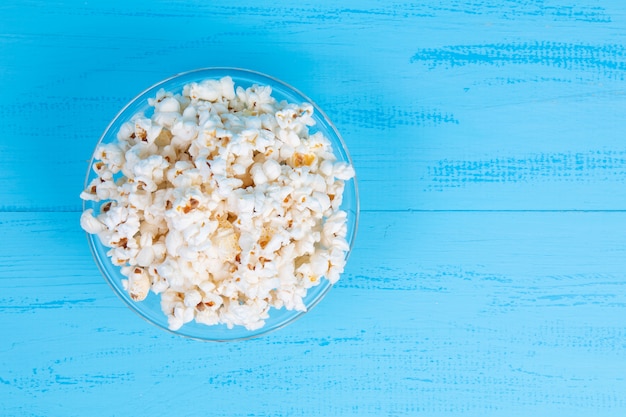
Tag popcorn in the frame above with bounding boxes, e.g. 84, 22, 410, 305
81, 76, 355, 331
262, 158, 281, 181
156, 96, 181, 113
127, 266, 151, 301
80, 209, 106, 234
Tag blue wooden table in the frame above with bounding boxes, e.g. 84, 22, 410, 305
2, 1, 626, 415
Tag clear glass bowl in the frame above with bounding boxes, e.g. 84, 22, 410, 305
83, 68, 359, 341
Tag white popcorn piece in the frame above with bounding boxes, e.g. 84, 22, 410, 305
135, 246, 155, 267
275, 108, 298, 129
127, 266, 151, 301
95, 143, 126, 171
262, 158, 281, 181
80, 209, 107, 234
185, 79, 229, 102
156, 96, 181, 113
183, 288, 203, 308
80, 76, 355, 331
148, 88, 172, 107
318, 159, 334, 177
332, 161, 356, 181
171, 120, 198, 144
250, 162, 268, 185
152, 111, 180, 129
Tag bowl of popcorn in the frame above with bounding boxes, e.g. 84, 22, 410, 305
80, 68, 358, 341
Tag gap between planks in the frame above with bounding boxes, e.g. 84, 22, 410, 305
3, 208, 626, 214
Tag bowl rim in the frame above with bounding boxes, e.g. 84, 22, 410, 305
83, 67, 360, 341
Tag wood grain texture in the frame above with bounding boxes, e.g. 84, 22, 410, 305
2, 0, 626, 416
2, 1, 626, 211
2, 212, 626, 416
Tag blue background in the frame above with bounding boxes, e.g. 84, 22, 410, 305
2, 1, 626, 415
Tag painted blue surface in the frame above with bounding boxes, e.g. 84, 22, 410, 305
1, 1, 626, 415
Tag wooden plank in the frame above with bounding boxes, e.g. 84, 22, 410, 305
2, 211, 626, 416
2, 1, 626, 211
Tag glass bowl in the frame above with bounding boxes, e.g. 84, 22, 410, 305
83, 67, 359, 341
